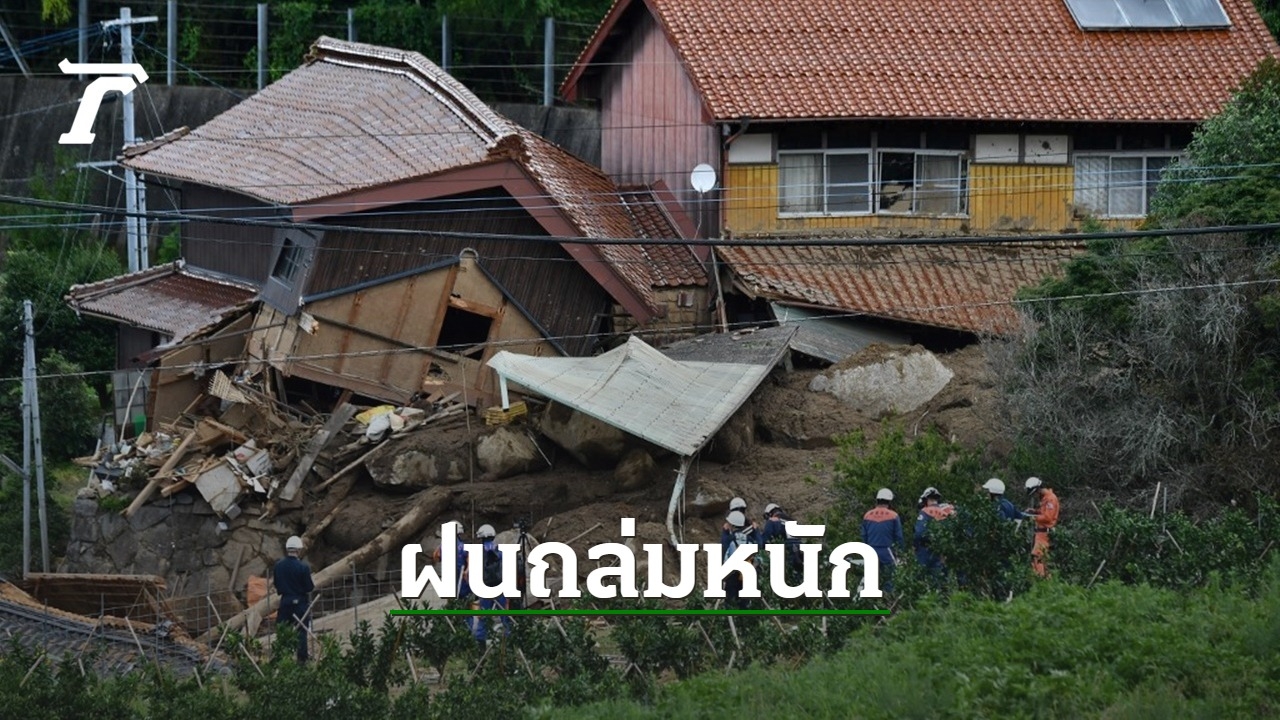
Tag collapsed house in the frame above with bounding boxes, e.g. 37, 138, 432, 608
70, 36, 710, 430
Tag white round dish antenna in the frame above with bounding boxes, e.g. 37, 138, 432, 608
690, 163, 717, 194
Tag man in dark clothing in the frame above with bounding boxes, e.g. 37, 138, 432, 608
274, 535, 315, 663
761, 503, 802, 576
861, 488, 904, 593
721, 510, 761, 609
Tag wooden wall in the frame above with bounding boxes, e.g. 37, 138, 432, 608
598, 8, 719, 233
724, 164, 1143, 235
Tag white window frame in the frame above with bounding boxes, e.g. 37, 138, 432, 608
876, 149, 969, 217
777, 150, 874, 217
1073, 151, 1180, 219
777, 141, 968, 218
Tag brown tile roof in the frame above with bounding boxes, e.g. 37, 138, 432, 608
66, 261, 256, 339
564, 0, 1280, 122
124, 39, 506, 206
123, 37, 706, 322
719, 241, 1084, 335
618, 185, 708, 287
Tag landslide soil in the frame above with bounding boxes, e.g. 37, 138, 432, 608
297, 343, 1004, 573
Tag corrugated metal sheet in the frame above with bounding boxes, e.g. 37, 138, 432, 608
771, 302, 911, 364
567, 0, 1279, 122
66, 261, 256, 340
721, 242, 1084, 335
487, 336, 771, 456
660, 325, 796, 365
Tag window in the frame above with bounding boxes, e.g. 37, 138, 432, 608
1074, 154, 1176, 217
778, 148, 967, 217
272, 238, 303, 283
779, 152, 873, 215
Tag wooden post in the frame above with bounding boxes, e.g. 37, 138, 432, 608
123, 430, 196, 517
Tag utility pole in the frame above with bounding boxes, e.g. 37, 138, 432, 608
22, 301, 49, 574
103, 7, 157, 273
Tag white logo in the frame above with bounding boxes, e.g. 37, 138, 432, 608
57, 59, 150, 145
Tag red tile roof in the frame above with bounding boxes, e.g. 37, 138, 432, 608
123, 37, 705, 321
66, 261, 256, 339
564, 0, 1279, 122
719, 241, 1084, 335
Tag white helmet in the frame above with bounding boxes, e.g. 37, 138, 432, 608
436, 520, 462, 538
918, 486, 941, 504
726, 510, 747, 529
285, 536, 304, 551
476, 524, 496, 539
1025, 477, 1043, 493
764, 502, 782, 517
983, 478, 1006, 495
729, 497, 747, 512
875, 488, 894, 502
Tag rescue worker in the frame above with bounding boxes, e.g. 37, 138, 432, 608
1023, 477, 1060, 577
982, 478, 1025, 522
471, 524, 513, 643
760, 503, 801, 575
861, 488, 904, 592
721, 497, 757, 547
432, 520, 469, 598
913, 486, 954, 574
273, 535, 315, 663
721, 509, 761, 609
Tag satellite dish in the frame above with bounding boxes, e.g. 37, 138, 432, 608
690, 163, 716, 194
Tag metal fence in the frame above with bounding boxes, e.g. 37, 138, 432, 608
0, 1, 598, 105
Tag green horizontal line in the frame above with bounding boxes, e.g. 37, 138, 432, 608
388, 609, 890, 617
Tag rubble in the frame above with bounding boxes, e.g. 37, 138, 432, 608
77, 370, 467, 523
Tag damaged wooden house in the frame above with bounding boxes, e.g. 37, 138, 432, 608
561, 0, 1280, 355
73, 36, 710, 427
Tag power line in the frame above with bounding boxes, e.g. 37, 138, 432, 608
4, 275, 1276, 386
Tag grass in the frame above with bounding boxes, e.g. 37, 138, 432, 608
555, 573, 1280, 719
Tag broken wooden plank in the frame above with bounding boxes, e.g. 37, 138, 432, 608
313, 439, 391, 493
278, 403, 357, 502
123, 430, 197, 518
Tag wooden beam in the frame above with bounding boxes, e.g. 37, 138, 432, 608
123, 430, 197, 518
207, 487, 455, 640
278, 403, 357, 502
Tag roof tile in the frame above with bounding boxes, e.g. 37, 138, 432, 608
66, 262, 255, 339
719, 241, 1083, 334
573, 0, 1278, 122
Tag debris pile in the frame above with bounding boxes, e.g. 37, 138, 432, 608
75, 371, 470, 521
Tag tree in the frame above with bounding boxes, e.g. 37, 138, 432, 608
1000, 59, 1280, 507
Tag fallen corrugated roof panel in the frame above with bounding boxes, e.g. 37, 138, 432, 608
66, 261, 256, 341
565, 0, 1279, 122
720, 241, 1084, 335
660, 325, 796, 365
771, 302, 911, 364
487, 335, 772, 456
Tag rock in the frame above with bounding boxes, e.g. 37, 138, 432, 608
687, 478, 736, 518
476, 427, 541, 479
538, 402, 630, 470
128, 504, 171, 532
613, 449, 657, 492
105, 532, 138, 568
814, 345, 954, 418
369, 440, 472, 490
703, 403, 755, 463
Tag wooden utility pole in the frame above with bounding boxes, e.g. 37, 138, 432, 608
22, 300, 49, 574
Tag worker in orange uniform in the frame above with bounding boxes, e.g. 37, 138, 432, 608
1023, 477, 1059, 577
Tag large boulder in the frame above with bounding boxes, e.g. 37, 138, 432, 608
369, 441, 472, 490
687, 478, 736, 519
476, 427, 543, 479
810, 344, 954, 418
538, 402, 630, 470
612, 448, 657, 492
702, 403, 754, 463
